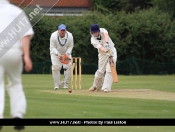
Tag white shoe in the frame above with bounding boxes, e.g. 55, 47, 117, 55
54, 86, 60, 90
63, 83, 68, 89
89, 86, 97, 91
104, 88, 109, 93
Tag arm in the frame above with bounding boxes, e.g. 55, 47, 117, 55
21, 35, 32, 72
104, 32, 109, 43
113, 47, 117, 62
50, 34, 59, 55
91, 37, 108, 53
101, 28, 115, 54
66, 33, 74, 56
101, 28, 109, 43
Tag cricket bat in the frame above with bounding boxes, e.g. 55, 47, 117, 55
109, 59, 118, 83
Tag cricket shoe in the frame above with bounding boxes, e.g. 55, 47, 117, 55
103, 88, 109, 93
89, 86, 97, 91
54, 86, 60, 90
63, 83, 68, 89
13, 117, 25, 131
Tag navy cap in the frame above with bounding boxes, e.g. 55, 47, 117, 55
58, 24, 66, 30
90, 24, 100, 33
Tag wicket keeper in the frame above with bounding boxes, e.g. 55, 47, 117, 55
50, 24, 74, 90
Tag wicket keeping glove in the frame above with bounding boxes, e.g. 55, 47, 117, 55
59, 53, 71, 64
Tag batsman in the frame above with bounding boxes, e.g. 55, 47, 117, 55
50, 24, 74, 90
89, 24, 117, 93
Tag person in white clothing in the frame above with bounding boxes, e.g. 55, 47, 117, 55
101, 47, 117, 92
50, 24, 74, 90
89, 24, 117, 93
0, 0, 34, 130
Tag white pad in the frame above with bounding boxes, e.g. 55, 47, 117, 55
63, 67, 71, 84
52, 65, 61, 88
102, 72, 113, 91
93, 71, 105, 89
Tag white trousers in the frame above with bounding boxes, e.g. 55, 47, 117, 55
97, 53, 109, 73
102, 48, 117, 91
92, 53, 109, 88
51, 54, 71, 87
0, 49, 26, 118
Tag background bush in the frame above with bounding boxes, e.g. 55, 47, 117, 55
29, 7, 175, 74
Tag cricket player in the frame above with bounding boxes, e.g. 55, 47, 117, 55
50, 24, 74, 90
89, 24, 117, 92
0, 0, 34, 130
101, 47, 117, 92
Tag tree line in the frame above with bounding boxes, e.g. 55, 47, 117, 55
30, 7, 175, 64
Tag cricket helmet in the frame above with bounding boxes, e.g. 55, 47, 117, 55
90, 24, 100, 33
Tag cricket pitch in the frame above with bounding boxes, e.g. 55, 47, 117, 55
39, 89, 175, 102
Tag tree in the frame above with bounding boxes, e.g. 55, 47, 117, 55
152, 0, 175, 18
91, 0, 153, 13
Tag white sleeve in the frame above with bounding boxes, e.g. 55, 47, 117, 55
91, 37, 101, 49
18, 10, 34, 39
23, 28, 34, 39
100, 28, 108, 34
50, 33, 58, 55
113, 47, 117, 62
66, 33, 74, 55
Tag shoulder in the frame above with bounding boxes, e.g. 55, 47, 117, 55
50, 31, 57, 39
90, 36, 97, 43
66, 31, 73, 36
100, 28, 108, 33
90, 34, 96, 40
66, 31, 73, 38
91, 36, 95, 40
9, 4, 23, 15
1, 3, 23, 17
51, 31, 57, 36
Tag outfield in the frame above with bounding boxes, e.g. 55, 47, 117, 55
2, 75, 175, 132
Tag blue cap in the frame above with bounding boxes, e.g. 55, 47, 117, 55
58, 24, 66, 30
90, 24, 100, 33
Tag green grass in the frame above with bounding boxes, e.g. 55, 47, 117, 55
2, 74, 175, 132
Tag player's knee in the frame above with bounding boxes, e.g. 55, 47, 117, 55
95, 71, 104, 79
52, 65, 61, 71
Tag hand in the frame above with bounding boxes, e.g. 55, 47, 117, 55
59, 55, 64, 63
109, 56, 114, 63
99, 46, 108, 53
57, 54, 62, 59
110, 51, 114, 57
64, 53, 69, 60
58, 54, 71, 64
104, 42, 110, 50
23, 55, 32, 72
63, 53, 70, 64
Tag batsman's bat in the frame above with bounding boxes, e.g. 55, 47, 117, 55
109, 57, 118, 83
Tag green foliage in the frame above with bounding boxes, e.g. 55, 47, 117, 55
30, 17, 58, 62
30, 8, 175, 74
152, 0, 175, 18
115, 7, 175, 62
91, 0, 153, 13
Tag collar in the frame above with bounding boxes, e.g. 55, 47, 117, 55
57, 32, 68, 47
96, 35, 101, 40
